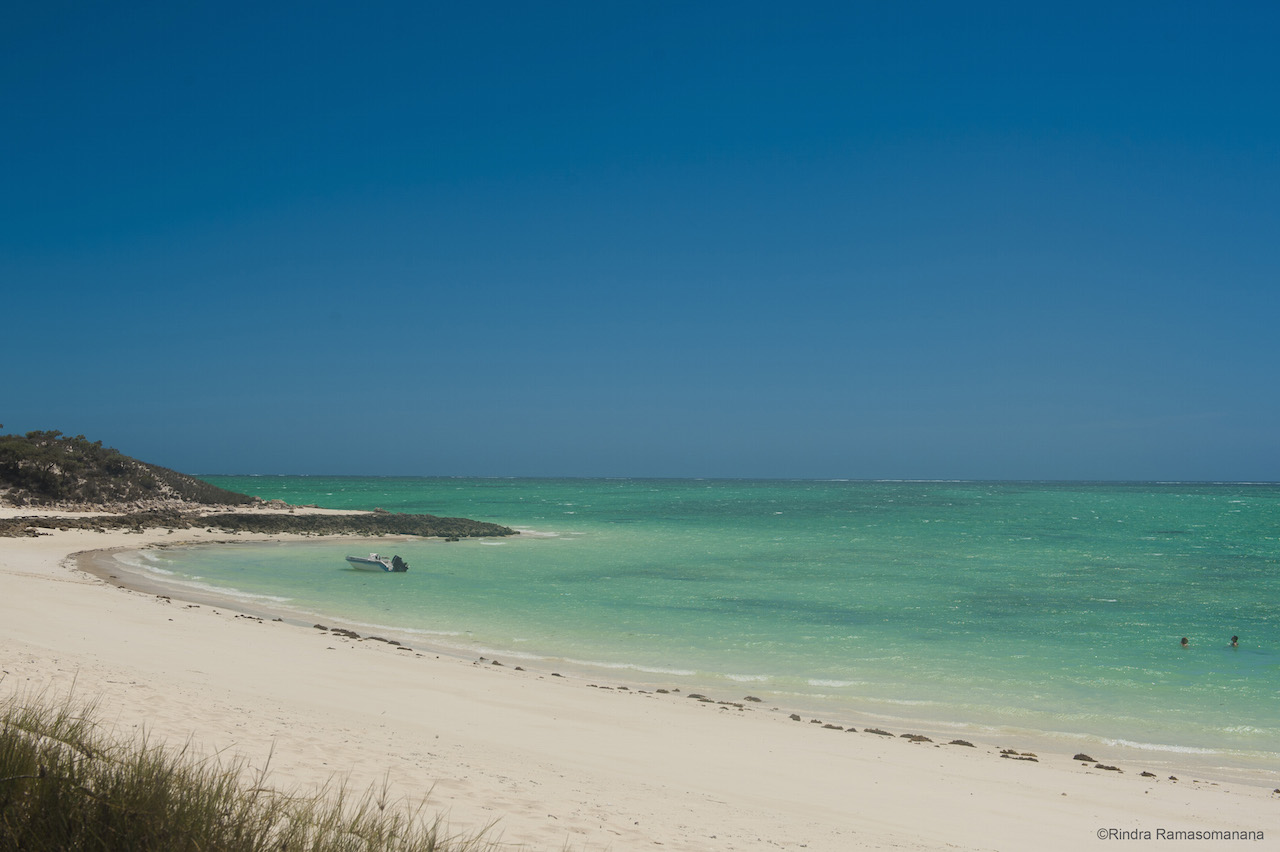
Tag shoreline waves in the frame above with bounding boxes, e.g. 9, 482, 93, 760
83, 540, 1280, 790
167, 478, 1280, 780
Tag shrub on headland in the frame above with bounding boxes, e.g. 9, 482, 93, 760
0, 430, 254, 509
0, 692, 498, 852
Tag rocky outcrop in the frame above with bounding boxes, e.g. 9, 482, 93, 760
0, 508, 516, 539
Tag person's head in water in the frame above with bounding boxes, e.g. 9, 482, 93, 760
1231, 635, 1239, 647
1181, 637, 1189, 647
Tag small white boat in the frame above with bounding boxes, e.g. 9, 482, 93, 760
345, 553, 409, 572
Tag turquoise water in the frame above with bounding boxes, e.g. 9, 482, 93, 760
137, 478, 1278, 771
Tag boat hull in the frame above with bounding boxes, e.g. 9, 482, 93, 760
346, 556, 393, 571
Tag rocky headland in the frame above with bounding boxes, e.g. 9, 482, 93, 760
0, 429, 516, 539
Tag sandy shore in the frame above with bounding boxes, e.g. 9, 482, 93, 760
1, 513, 1275, 850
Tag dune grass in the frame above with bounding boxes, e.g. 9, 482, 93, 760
0, 692, 499, 851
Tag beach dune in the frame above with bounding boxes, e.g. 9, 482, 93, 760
1, 517, 1274, 851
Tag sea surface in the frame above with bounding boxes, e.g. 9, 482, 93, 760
124, 478, 1279, 777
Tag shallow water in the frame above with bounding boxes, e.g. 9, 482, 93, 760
142, 478, 1278, 773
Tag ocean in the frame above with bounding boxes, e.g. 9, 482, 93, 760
121, 478, 1279, 777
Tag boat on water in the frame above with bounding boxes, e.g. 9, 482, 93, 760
345, 553, 409, 572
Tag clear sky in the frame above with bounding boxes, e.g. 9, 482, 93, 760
3, 2, 1278, 479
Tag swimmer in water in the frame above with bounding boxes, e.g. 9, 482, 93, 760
1231, 635, 1239, 648
1181, 637, 1189, 648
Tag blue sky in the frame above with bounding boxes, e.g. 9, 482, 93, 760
3, 2, 1278, 479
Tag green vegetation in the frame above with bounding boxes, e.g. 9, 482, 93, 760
0, 430, 254, 508
0, 693, 498, 852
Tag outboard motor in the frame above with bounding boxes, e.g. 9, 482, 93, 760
391, 555, 409, 572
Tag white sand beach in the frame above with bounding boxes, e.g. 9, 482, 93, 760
1, 510, 1275, 851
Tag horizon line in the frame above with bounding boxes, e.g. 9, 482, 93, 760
197, 474, 1280, 486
